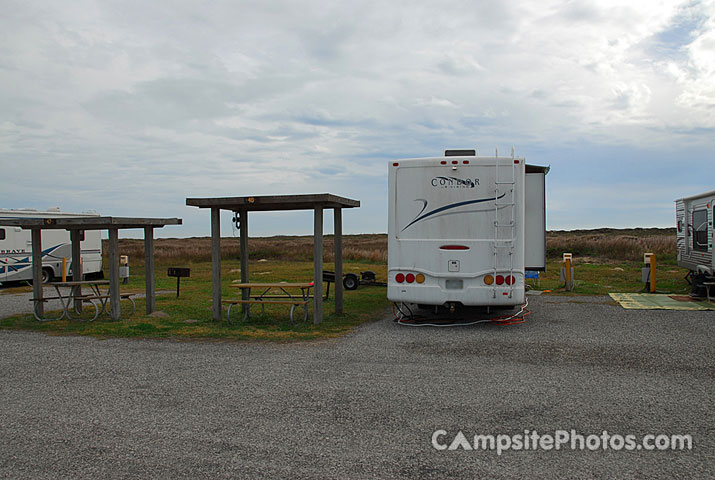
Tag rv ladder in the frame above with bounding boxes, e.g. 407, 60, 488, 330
492, 155, 516, 299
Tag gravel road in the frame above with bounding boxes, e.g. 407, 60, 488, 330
0, 286, 69, 319
0, 286, 167, 320
0, 295, 712, 479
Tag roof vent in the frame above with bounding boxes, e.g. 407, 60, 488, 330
445, 149, 475, 157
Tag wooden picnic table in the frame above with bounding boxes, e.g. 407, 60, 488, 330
31, 280, 135, 322
224, 282, 313, 324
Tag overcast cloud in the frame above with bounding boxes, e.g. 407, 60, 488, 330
1, 0, 713, 237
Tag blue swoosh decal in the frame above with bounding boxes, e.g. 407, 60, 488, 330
402, 194, 505, 231
4, 244, 64, 272
414, 199, 428, 217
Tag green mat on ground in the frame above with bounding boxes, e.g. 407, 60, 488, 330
608, 293, 715, 310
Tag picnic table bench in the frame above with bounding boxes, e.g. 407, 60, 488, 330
31, 280, 136, 322
223, 282, 313, 324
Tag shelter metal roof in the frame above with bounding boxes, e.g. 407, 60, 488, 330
0, 216, 182, 230
186, 193, 360, 212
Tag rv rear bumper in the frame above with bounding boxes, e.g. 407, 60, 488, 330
387, 284, 525, 307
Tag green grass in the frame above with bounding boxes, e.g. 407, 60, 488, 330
1, 254, 695, 340
535, 258, 690, 296
0, 260, 391, 341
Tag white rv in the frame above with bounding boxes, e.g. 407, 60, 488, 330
0, 209, 103, 284
387, 149, 548, 311
675, 190, 714, 297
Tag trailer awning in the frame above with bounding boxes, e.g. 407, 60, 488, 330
525, 164, 550, 174
675, 189, 715, 203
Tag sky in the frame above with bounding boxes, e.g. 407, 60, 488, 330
1, 0, 713, 238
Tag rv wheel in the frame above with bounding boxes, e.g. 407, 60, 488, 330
41, 268, 53, 284
343, 273, 359, 290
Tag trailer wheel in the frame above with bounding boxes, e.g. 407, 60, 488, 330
41, 268, 53, 284
343, 273, 359, 290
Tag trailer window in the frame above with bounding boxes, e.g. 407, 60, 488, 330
693, 209, 709, 252
0, 229, 5, 240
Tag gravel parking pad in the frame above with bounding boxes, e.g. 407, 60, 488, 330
0, 286, 69, 320
0, 295, 712, 478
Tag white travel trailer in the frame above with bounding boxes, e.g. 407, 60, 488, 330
0, 209, 103, 284
675, 190, 714, 297
387, 149, 549, 311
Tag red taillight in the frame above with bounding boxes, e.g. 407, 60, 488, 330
505, 275, 515, 285
406, 273, 415, 283
496, 275, 505, 285
439, 245, 469, 250
392, 162, 399, 166
463, 160, 469, 164
395, 273, 405, 283
440, 160, 447, 165
451, 160, 458, 164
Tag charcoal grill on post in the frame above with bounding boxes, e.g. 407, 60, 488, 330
168, 267, 190, 298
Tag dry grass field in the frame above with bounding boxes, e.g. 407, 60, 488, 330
111, 234, 388, 264
546, 228, 676, 262
110, 228, 676, 264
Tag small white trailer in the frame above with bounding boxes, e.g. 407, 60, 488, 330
387, 149, 548, 311
675, 190, 714, 297
0, 208, 103, 284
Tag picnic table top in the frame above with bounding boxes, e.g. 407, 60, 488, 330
47, 280, 110, 286
230, 282, 313, 289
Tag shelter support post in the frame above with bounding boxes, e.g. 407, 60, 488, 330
211, 207, 222, 322
144, 227, 155, 314
239, 209, 249, 312
313, 206, 324, 324
31, 228, 43, 317
70, 229, 83, 312
108, 227, 121, 320
334, 208, 343, 315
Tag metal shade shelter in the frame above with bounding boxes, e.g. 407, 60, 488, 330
185, 194, 360, 324
0, 216, 182, 320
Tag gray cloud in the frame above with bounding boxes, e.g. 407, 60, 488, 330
1, 0, 713, 236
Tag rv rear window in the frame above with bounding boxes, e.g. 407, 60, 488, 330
693, 209, 709, 252
0, 228, 5, 240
